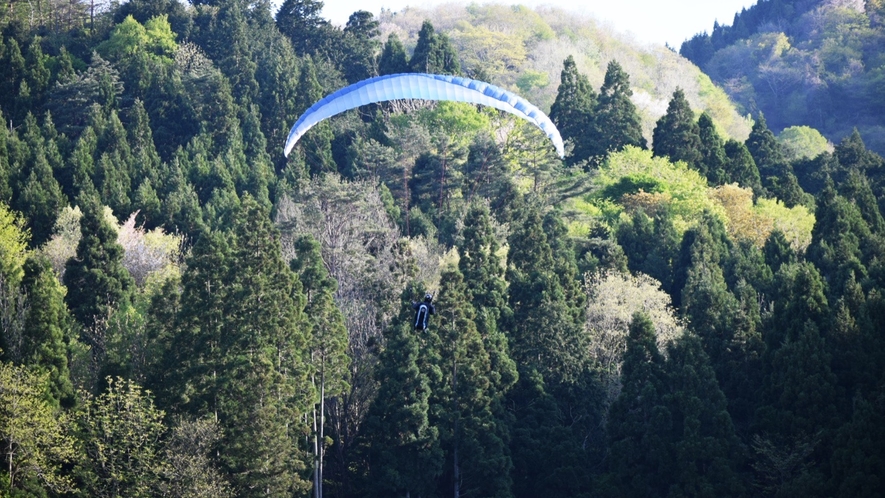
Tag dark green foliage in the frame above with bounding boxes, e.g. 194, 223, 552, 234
378, 33, 409, 75
617, 210, 681, 293
549, 55, 596, 166
275, 0, 332, 56
362, 288, 442, 498
604, 312, 671, 497
410, 20, 461, 75
764, 229, 797, 273
431, 267, 513, 498
63, 192, 134, 346
592, 60, 646, 158
506, 203, 586, 384
697, 112, 728, 184
19, 255, 75, 408
723, 139, 763, 194
661, 333, 747, 497
652, 88, 702, 167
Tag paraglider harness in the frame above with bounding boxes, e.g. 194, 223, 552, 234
412, 293, 436, 331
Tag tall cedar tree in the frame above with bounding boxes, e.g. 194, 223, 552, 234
295, 56, 336, 176
549, 55, 596, 166
362, 286, 442, 498
746, 113, 810, 206
697, 112, 728, 185
11, 113, 67, 247
20, 255, 75, 408
430, 267, 513, 498
593, 60, 646, 159
378, 33, 410, 76
409, 20, 461, 75
723, 138, 763, 194
63, 192, 134, 350
457, 202, 517, 398
663, 333, 747, 497
506, 203, 586, 383
276, 0, 332, 56
290, 233, 350, 498
603, 312, 671, 497
652, 88, 702, 167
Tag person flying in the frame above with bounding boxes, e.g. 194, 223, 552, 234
412, 293, 435, 331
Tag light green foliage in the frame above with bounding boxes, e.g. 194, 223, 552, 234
0, 360, 76, 494
40, 205, 82, 278
754, 197, 815, 252
449, 20, 527, 78
417, 101, 491, 149
591, 146, 727, 234
98, 15, 177, 63
778, 126, 833, 161
0, 201, 29, 286
76, 376, 166, 498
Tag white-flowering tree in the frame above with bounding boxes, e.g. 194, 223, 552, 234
584, 270, 684, 408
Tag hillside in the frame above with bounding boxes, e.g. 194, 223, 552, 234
378, 3, 752, 142
1, 0, 885, 497
681, 0, 885, 152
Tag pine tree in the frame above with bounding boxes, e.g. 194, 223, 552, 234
663, 334, 747, 497
290, 233, 349, 498
593, 60, 646, 159
294, 56, 336, 176
63, 192, 134, 380
276, 0, 332, 56
506, 202, 586, 384
457, 202, 517, 397
549, 55, 596, 166
652, 88, 702, 167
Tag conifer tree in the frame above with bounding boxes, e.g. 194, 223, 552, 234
63, 192, 134, 372
276, 0, 332, 56
724, 138, 763, 194
20, 255, 75, 408
431, 267, 512, 498
593, 60, 646, 159
457, 202, 517, 397
290, 234, 350, 498
652, 88, 702, 167
549, 55, 596, 166
697, 112, 728, 184
506, 202, 585, 383
295, 56, 336, 176
663, 334, 746, 497
605, 312, 671, 496
746, 113, 785, 181
410, 20, 461, 75
362, 287, 442, 498
378, 33, 409, 76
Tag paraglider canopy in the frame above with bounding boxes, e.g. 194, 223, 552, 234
284, 73, 564, 158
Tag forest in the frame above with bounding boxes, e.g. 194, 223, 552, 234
0, 0, 884, 497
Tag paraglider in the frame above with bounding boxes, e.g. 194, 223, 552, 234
284, 73, 564, 158
412, 292, 436, 331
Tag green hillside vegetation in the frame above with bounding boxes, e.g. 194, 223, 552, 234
0, 0, 885, 497
681, 0, 885, 153
379, 4, 753, 142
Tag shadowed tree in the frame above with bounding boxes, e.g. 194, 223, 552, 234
549, 55, 596, 166
653, 88, 701, 167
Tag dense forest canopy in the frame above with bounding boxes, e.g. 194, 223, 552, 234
1, 0, 884, 497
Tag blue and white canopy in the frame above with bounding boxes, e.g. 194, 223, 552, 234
284, 73, 564, 158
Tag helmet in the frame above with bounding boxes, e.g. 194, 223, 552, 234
425, 293, 433, 301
